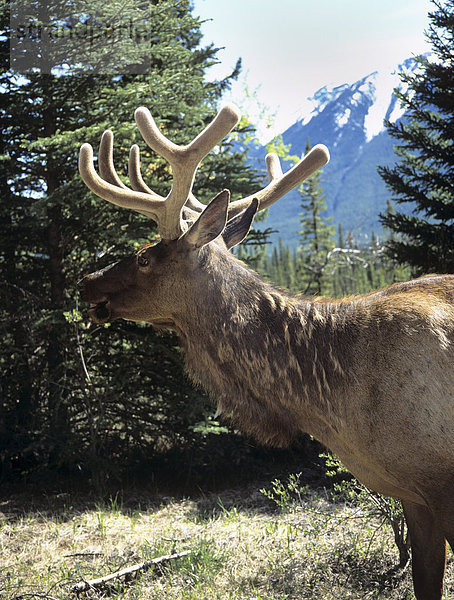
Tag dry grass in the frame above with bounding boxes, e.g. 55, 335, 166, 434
0, 483, 453, 599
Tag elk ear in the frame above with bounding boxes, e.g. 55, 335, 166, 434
184, 189, 230, 249
222, 198, 259, 249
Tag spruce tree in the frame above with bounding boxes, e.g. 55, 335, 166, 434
297, 140, 335, 295
378, 0, 454, 274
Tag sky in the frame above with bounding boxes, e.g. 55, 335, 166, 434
192, 0, 433, 139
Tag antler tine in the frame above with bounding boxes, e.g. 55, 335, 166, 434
128, 144, 155, 194
135, 104, 241, 167
266, 153, 284, 180
227, 144, 330, 219
98, 131, 128, 189
135, 104, 241, 239
185, 194, 206, 213
79, 142, 165, 222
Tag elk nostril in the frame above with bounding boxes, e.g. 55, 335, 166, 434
94, 300, 110, 321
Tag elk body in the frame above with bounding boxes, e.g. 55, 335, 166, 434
78, 104, 454, 600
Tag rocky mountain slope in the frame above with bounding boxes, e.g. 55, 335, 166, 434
253, 57, 418, 247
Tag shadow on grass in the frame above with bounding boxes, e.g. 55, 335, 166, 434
0, 433, 329, 523
237, 550, 413, 600
0, 469, 318, 527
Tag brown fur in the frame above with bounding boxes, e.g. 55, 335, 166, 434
79, 230, 454, 600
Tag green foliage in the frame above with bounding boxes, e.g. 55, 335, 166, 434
322, 453, 411, 569
257, 137, 410, 297
260, 473, 309, 513
229, 90, 279, 268
329, 228, 411, 297
191, 417, 229, 437
1, 0, 260, 484
379, 0, 454, 274
262, 463, 411, 572
260, 231, 410, 297
266, 134, 299, 163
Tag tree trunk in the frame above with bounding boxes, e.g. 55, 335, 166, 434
42, 75, 70, 468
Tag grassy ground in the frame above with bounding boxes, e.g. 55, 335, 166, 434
1, 481, 453, 599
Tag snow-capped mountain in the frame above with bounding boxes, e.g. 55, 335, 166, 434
256, 57, 420, 247
296, 58, 414, 141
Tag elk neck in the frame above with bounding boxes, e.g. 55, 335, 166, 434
175, 245, 354, 447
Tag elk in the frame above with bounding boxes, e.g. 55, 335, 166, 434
78, 103, 454, 600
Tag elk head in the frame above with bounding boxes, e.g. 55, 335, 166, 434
77, 104, 330, 327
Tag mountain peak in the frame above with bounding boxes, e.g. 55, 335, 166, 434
298, 83, 349, 125
256, 57, 421, 246
296, 57, 424, 144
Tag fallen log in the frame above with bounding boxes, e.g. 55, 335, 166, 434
70, 550, 190, 594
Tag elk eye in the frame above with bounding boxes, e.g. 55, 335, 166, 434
137, 253, 149, 267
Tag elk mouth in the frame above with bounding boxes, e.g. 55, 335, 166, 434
88, 300, 112, 323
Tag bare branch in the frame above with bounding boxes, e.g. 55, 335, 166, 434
70, 550, 190, 594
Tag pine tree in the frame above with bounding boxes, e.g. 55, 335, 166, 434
378, 0, 454, 274
297, 140, 335, 295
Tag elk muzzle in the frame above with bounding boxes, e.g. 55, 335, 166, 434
78, 275, 113, 323
78, 256, 136, 323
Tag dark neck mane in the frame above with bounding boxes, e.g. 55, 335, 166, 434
178, 249, 349, 447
